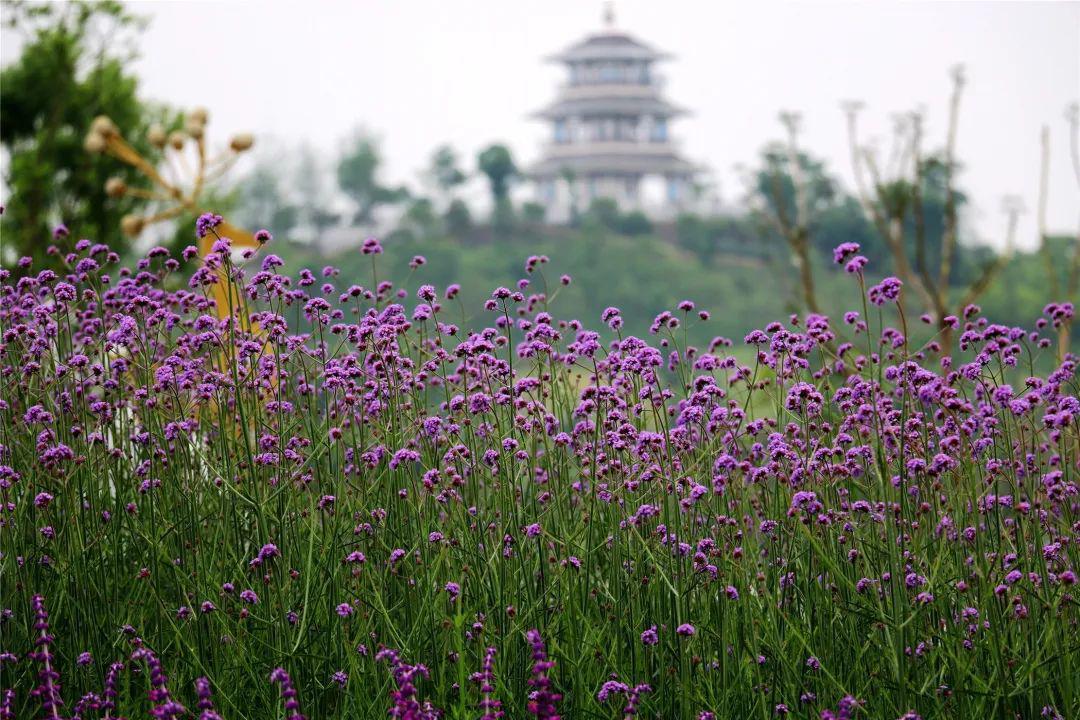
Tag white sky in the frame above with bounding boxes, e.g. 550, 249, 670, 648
3, 0, 1079, 247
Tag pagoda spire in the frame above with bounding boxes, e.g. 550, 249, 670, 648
603, 1, 615, 29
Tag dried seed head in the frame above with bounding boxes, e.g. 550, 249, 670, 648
84, 132, 107, 154
105, 177, 128, 198
188, 107, 209, 124
147, 124, 167, 149
229, 133, 254, 152
121, 214, 145, 237
185, 117, 205, 140
91, 115, 119, 139
168, 131, 187, 151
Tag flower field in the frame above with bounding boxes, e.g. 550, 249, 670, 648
1, 216, 1078, 719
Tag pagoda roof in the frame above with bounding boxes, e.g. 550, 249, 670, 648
534, 95, 687, 119
547, 32, 671, 64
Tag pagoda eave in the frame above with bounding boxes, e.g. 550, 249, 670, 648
532, 97, 688, 120
528, 153, 698, 178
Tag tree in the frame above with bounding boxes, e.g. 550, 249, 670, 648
521, 201, 546, 224
477, 144, 518, 239
237, 158, 298, 240
744, 114, 836, 314
443, 199, 472, 238
617, 211, 652, 236
427, 145, 467, 203
0, 0, 158, 268
476, 144, 518, 204
296, 145, 339, 253
400, 197, 439, 239
843, 69, 1016, 355
581, 198, 619, 233
336, 132, 408, 225
676, 213, 715, 265
752, 144, 838, 224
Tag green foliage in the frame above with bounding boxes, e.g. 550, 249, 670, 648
580, 198, 653, 238
616, 209, 652, 236
276, 224, 1069, 359
752, 143, 838, 222
977, 235, 1077, 326
0, 0, 155, 267
749, 144, 982, 290
676, 212, 761, 266
313, 229, 796, 347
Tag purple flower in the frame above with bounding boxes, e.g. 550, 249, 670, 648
195, 676, 222, 720
29, 595, 64, 717
474, 646, 504, 719
195, 213, 223, 239
832, 242, 860, 265
845, 255, 868, 274
676, 623, 695, 637
444, 582, 461, 601
269, 668, 306, 720
868, 276, 903, 306
525, 629, 561, 719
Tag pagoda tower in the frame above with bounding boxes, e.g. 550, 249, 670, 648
529, 5, 700, 222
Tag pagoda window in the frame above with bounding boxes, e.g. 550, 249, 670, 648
667, 176, 681, 202
615, 116, 637, 141
554, 119, 569, 144
650, 117, 668, 142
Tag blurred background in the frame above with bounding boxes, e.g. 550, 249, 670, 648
1, 0, 1078, 346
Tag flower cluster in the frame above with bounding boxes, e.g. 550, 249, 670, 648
0, 226, 1076, 718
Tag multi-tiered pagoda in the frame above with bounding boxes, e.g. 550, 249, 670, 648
529, 8, 700, 222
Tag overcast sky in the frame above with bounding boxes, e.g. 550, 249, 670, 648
4, 1, 1079, 247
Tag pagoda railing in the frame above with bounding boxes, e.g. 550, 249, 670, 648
539, 139, 684, 157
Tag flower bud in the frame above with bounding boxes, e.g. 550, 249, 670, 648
121, 214, 145, 237
147, 124, 167, 149
229, 133, 254, 152
105, 177, 127, 198
185, 117, 205, 140
168, 131, 187, 151
84, 132, 106, 154
91, 115, 118, 139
